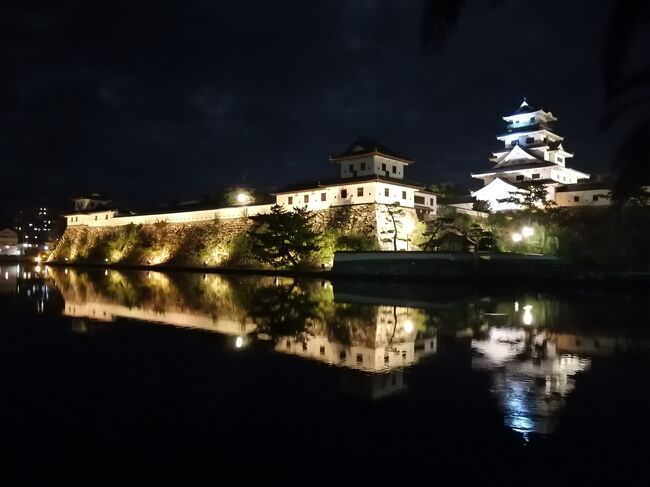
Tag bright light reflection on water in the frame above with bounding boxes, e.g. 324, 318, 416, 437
3, 264, 650, 441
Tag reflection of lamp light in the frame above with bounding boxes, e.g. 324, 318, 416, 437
522, 304, 533, 326
403, 319, 414, 333
512, 233, 522, 242
522, 226, 534, 237
235, 336, 244, 348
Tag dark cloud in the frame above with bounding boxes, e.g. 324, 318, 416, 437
0, 0, 648, 218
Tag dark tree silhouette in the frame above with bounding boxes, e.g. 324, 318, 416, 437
247, 204, 319, 268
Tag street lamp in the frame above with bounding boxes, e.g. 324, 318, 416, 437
522, 305, 534, 326
511, 233, 522, 242
403, 319, 414, 333
403, 219, 415, 250
236, 192, 249, 204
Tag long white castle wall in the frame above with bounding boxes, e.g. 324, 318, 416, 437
67, 181, 436, 228
65, 204, 274, 227
64, 300, 257, 336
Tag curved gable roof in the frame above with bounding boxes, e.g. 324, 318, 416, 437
493, 144, 545, 167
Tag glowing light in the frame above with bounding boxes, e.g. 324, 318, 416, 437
522, 305, 533, 326
236, 193, 248, 204
4, 272, 8, 280
35, 256, 41, 263
403, 319, 414, 333
514, 301, 519, 312
104, 270, 108, 276
403, 219, 415, 234
235, 336, 244, 348
44, 245, 49, 251
511, 233, 522, 242
64, 268, 68, 274
35, 265, 41, 273
522, 226, 534, 237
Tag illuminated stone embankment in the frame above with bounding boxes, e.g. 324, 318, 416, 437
49, 203, 407, 266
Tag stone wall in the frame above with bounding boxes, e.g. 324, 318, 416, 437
49, 203, 401, 266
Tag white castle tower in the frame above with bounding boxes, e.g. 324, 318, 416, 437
471, 100, 590, 211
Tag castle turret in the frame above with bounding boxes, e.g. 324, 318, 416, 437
472, 100, 588, 187
329, 137, 413, 180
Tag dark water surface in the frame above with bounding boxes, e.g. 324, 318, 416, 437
2, 264, 650, 484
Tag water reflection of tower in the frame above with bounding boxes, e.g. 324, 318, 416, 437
472, 324, 590, 437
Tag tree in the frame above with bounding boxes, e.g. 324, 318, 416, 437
418, 216, 455, 251
247, 204, 319, 268
497, 181, 555, 214
478, 229, 499, 251
247, 280, 320, 341
466, 223, 483, 250
379, 202, 407, 251
428, 182, 460, 197
472, 198, 492, 213
611, 182, 650, 208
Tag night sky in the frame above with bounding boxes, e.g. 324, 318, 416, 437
2, 0, 649, 220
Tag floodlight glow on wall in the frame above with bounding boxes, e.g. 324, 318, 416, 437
522, 226, 534, 237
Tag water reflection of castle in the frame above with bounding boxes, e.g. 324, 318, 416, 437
47, 267, 438, 399
13, 265, 650, 429
276, 306, 436, 372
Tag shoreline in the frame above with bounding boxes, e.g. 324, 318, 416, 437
34, 259, 650, 289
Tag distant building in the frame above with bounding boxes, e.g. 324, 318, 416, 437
0, 228, 18, 246
13, 206, 53, 246
470, 100, 614, 210
0, 228, 20, 256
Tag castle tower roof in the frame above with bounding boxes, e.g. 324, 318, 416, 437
330, 137, 413, 164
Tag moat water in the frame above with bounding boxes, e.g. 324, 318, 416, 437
2, 264, 650, 483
